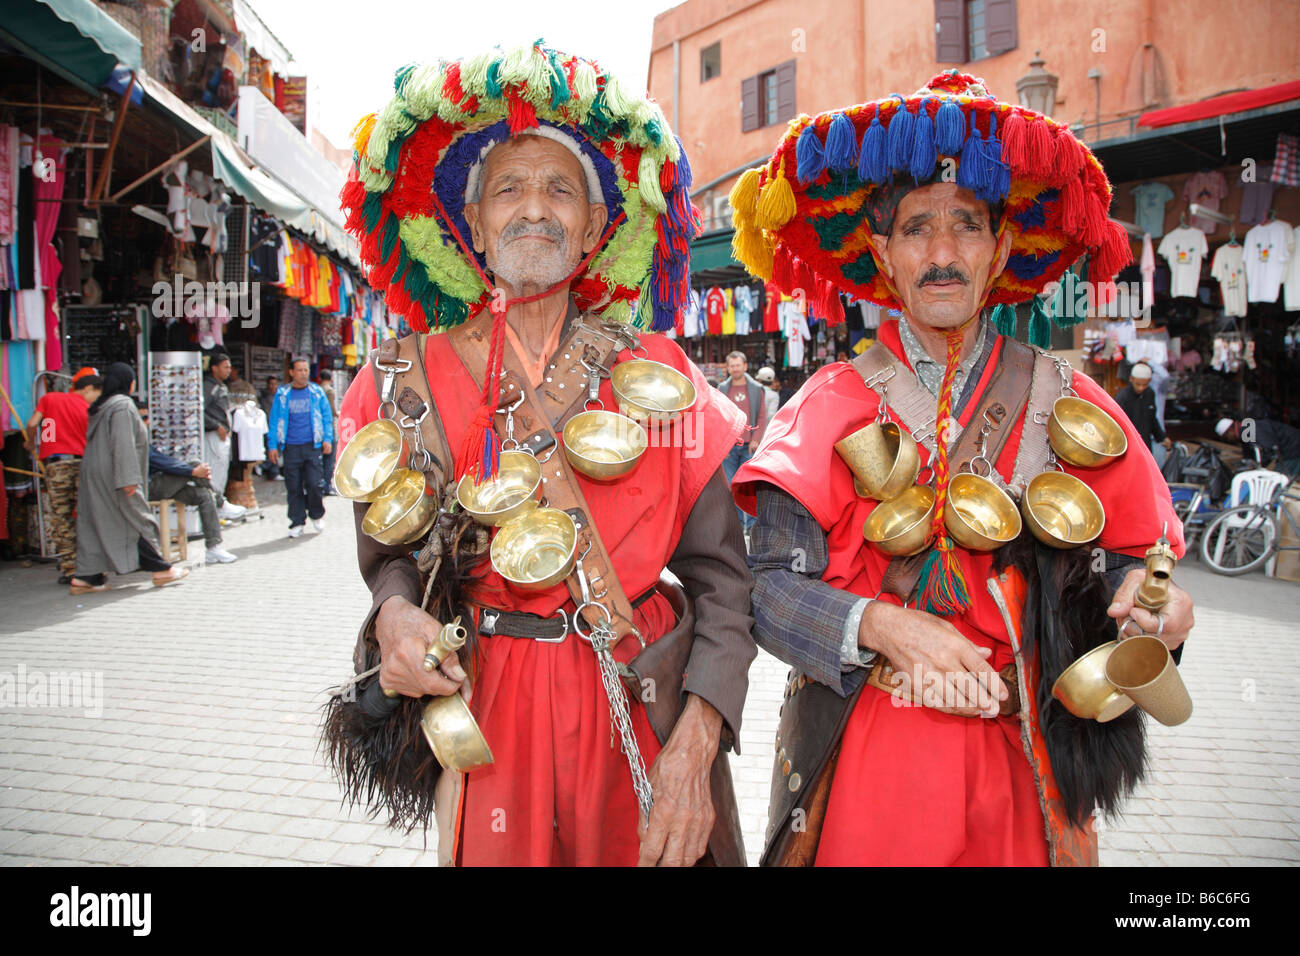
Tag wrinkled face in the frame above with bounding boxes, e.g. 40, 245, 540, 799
726, 355, 747, 379
463, 135, 608, 292
871, 183, 1012, 332
290, 362, 309, 387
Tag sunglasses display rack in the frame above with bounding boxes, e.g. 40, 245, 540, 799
148, 351, 205, 463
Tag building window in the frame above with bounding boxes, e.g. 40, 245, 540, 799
741, 60, 796, 133
761, 70, 779, 126
966, 0, 988, 61
701, 42, 721, 82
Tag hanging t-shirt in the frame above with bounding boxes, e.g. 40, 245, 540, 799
1243, 219, 1293, 303
1130, 182, 1175, 238
720, 288, 736, 334
1240, 164, 1279, 225
733, 286, 755, 335
682, 288, 702, 337
1284, 225, 1300, 312
1183, 171, 1228, 233
1210, 243, 1248, 317
763, 282, 782, 332
1156, 226, 1207, 298
704, 287, 726, 335
232, 403, 269, 460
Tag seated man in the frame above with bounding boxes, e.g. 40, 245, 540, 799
146, 445, 236, 565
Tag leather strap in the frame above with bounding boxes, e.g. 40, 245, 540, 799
368, 335, 453, 486
865, 656, 1021, 717
479, 586, 660, 640
447, 312, 641, 646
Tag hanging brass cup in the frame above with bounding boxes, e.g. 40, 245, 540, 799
1052, 642, 1136, 722
1022, 471, 1106, 549
863, 484, 936, 556
456, 450, 543, 526
1048, 396, 1128, 467
945, 472, 1022, 551
361, 468, 438, 545
835, 421, 921, 501
490, 507, 578, 591
562, 409, 648, 481
420, 693, 495, 773
334, 418, 406, 501
611, 359, 696, 422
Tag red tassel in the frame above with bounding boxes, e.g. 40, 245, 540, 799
660, 158, 677, 192
457, 406, 494, 481
820, 280, 845, 326
1000, 109, 1027, 170
1025, 117, 1053, 177
443, 61, 466, 106
507, 92, 539, 134
1059, 175, 1086, 233
773, 245, 795, 291
1091, 222, 1133, 283
1080, 188, 1109, 247
1051, 127, 1084, 186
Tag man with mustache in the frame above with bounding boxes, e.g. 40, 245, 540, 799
729, 72, 1195, 866
331, 46, 754, 867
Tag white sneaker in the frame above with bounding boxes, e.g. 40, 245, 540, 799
311, 517, 326, 533
205, 546, 238, 564
273, 474, 285, 481
288, 525, 304, 538
218, 502, 247, 520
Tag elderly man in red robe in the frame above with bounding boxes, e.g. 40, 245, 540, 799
326, 46, 755, 866
729, 72, 1196, 866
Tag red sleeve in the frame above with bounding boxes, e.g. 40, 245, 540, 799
336, 362, 380, 450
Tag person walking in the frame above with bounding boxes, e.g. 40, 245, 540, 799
755, 366, 780, 425
25, 368, 101, 583
1114, 362, 1172, 456
201, 352, 247, 521
715, 350, 768, 532
258, 375, 282, 480
266, 358, 333, 537
318, 369, 339, 496
69, 364, 189, 593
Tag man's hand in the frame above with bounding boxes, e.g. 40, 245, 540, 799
374, 594, 464, 698
322, 442, 333, 457
638, 694, 720, 867
217, 425, 229, 441
859, 601, 1006, 717
267, 449, 279, 466
191, 463, 212, 479
1108, 568, 1194, 651
23, 437, 35, 454
122, 485, 138, 498
748, 439, 759, 454
1162, 437, 1173, 450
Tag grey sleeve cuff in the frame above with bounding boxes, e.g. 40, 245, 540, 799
839, 597, 879, 669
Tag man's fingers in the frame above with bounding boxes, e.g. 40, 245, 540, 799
1108, 568, 1145, 618
637, 806, 669, 867
439, 649, 467, 682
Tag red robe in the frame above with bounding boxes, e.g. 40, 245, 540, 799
339, 326, 744, 865
733, 320, 1184, 866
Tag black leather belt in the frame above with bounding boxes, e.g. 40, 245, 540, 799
44, 454, 80, 462
478, 587, 659, 642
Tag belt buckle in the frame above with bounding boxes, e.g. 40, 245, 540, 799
533, 608, 569, 643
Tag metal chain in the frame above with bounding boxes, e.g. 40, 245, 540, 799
588, 623, 654, 821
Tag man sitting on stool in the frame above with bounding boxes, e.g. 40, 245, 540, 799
147, 447, 237, 565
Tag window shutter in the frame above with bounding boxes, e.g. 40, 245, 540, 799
741, 75, 759, 132
985, 0, 1018, 55
776, 59, 796, 123
934, 0, 965, 63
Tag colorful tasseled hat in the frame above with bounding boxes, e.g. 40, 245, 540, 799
729, 70, 1132, 334
340, 43, 700, 335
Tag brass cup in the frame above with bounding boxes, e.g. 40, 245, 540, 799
863, 484, 936, 556
456, 450, 542, 526
361, 468, 438, 545
1105, 635, 1193, 727
334, 418, 406, 501
562, 409, 648, 481
945, 472, 1022, 551
611, 359, 696, 422
1048, 396, 1128, 467
490, 507, 578, 591
834, 421, 921, 501
420, 692, 494, 773
1051, 641, 1136, 722
1022, 471, 1106, 549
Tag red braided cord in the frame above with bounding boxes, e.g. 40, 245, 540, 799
928, 327, 966, 543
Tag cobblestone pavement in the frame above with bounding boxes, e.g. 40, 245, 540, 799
1, 479, 1297, 866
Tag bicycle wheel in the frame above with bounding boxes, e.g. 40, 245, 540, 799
1199, 505, 1275, 575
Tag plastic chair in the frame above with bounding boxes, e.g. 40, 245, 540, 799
1228, 469, 1289, 508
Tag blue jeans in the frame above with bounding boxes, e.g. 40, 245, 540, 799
321, 446, 336, 495
723, 443, 754, 531
283, 443, 325, 528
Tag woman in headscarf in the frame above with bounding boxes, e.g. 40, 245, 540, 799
69, 363, 189, 594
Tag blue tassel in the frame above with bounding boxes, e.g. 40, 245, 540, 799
1028, 296, 1052, 347
796, 125, 826, 184
674, 136, 693, 188
909, 98, 936, 182
979, 114, 1010, 203
957, 115, 984, 193
859, 110, 888, 183
825, 112, 858, 172
991, 303, 1018, 336
887, 100, 915, 173
935, 97, 965, 155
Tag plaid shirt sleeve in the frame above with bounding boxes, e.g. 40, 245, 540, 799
748, 482, 873, 697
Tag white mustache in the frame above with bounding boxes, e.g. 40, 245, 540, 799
501, 221, 565, 244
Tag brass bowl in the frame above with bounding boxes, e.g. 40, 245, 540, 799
945, 472, 1022, 551
611, 359, 696, 422
490, 507, 578, 591
1051, 641, 1136, 722
835, 421, 920, 501
863, 484, 936, 556
362, 468, 438, 545
1048, 396, 1128, 467
456, 450, 542, 526
562, 409, 648, 481
1022, 471, 1105, 549
421, 693, 494, 773
334, 418, 406, 501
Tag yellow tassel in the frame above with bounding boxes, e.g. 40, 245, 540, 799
351, 114, 377, 155
638, 152, 667, 212
730, 167, 761, 219
755, 167, 796, 231
733, 226, 774, 279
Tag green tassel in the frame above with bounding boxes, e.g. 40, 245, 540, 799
1050, 278, 1086, 329
916, 540, 971, 617
991, 303, 1017, 337
1028, 297, 1052, 348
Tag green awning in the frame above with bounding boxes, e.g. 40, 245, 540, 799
690, 229, 741, 273
0, 0, 142, 93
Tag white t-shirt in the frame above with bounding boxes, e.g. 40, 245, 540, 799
1243, 220, 1293, 303
1156, 227, 1208, 299
232, 404, 269, 461
1210, 244, 1248, 317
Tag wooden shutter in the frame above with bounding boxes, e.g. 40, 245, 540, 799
776, 59, 796, 123
985, 0, 1018, 55
741, 74, 759, 132
934, 0, 965, 63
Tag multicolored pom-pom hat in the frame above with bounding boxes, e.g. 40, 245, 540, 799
729, 69, 1132, 327
341, 42, 700, 336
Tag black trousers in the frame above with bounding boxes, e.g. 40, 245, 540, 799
283, 443, 325, 527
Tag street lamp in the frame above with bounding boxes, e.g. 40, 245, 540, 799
1016, 51, 1059, 117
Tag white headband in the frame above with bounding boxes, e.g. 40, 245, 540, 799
464, 127, 604, 204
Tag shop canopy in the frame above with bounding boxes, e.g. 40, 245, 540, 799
0, 0, 141, 93
1138, 81, 1300, 129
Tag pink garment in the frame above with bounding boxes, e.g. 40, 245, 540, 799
0, 125, 15, 244
1183, 170, 1228, 233
1140, 233, 1156, 315
34, 137, 65, 370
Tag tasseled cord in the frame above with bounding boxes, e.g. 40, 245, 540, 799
916, 326, 972, 617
